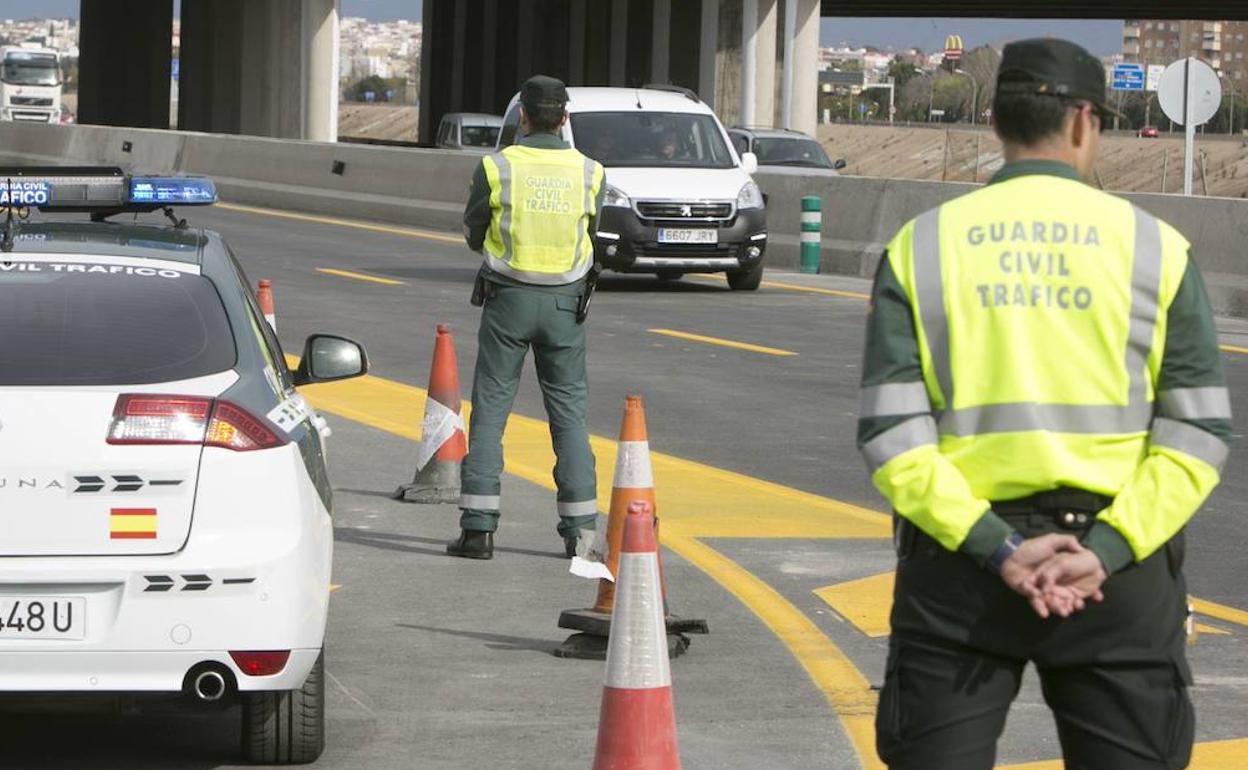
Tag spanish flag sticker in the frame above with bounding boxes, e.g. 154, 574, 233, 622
110, 508, 157, 540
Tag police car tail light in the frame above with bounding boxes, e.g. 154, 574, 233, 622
107, 395, 212, 445
206, 401, 283, 452
229, 650, 291, 677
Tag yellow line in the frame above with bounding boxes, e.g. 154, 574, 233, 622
813, 571, 895, 638
690, 273, 871, 300
663, 534, 883, 770
1222, 344, 1248, 355
217, 201, 464, 244
648, 328, 798, 357
316, 267, 405, 286
1191, 597, 1248, 628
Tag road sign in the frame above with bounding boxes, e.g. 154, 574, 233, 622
929, 109, 945, 117
1146, 64, 1165, 91
1157, 58, 1223, 196
1111, 63, 1145, 91
1158, 58, 1222, 126
859, 102, 867, 115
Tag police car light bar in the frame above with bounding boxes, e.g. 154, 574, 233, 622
0, 166, 217, 213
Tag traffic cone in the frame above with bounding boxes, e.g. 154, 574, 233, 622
257, 279, 276, 331
394, 324, 466, 504
556, 396, 707, 660
591, 501, 682, 770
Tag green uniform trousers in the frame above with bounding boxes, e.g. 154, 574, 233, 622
459, 282, 598, 538
876, 492, 1193, 770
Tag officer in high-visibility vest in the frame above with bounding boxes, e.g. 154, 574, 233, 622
449, 75, 606, 561
858, 39, 1231, 769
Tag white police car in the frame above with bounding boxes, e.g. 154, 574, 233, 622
0, 168, 366, 764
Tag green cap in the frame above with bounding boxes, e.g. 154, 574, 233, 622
995, 38, 1119, 122
520, 75, 569, 112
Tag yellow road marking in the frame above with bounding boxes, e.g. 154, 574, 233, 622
813, 571, 895, 638
998, 739, 1248, 770
216, 201, 464, 244
1196, 622, 1231, 636
316, 267, 405, 286
1222, 344, 1248, 355
1191, 597, 1248, 628
648, 328, 798, 357
329, 584, 342, 593
689, 273, 871, 300
665, 534, 883, 770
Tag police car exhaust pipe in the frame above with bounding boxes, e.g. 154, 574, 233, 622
193, 670, 227, 702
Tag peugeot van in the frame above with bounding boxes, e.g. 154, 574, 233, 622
497, 85, 767, 290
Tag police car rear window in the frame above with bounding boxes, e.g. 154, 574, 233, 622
0, 261, 236, 385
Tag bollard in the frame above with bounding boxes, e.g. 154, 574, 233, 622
800, 196, 821, 274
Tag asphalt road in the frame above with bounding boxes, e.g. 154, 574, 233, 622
2, 201, 1246, 769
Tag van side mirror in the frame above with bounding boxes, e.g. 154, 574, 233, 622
293, 334, 369, 386
833, 159, 848, 170
741, 151, 758, 175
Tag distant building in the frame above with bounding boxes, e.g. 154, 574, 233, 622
1123, 20, 1248, 85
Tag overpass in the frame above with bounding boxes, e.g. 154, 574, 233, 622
73, 0, 1248, 145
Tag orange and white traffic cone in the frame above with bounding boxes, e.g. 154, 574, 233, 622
257, 279, 276, 331
394, 324, 466, 504
591, 501, 682, 770
556, 396, 706, 659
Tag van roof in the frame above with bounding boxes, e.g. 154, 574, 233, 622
563, 87, 713, 116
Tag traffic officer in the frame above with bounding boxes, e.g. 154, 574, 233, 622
857, 39, 1231, 769
449, 75, 606, 561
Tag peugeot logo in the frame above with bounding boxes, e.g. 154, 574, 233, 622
680, 204, 693, 217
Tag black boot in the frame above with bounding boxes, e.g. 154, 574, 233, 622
564, 535, 579, 559
447, 530, 494, 560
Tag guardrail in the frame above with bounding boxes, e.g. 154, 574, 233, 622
1, 122, 1244, 316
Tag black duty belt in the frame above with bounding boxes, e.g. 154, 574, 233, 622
991, 488, 1113, 531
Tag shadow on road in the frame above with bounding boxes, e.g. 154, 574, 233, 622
395, 623, 562, 654
597, 275, 726, 293
334, 526, 566, 561
0, 701, 238, 769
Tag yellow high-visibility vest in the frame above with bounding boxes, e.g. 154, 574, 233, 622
865, 173, 1226, 559
481, 145, 604, 285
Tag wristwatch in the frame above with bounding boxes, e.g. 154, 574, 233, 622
986, 531, 1025, 575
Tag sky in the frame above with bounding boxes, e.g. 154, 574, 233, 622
0, 2, 1123, 56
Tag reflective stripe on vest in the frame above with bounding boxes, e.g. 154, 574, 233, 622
1158, 387, 1233, 420
859, 382, 931, 418
482, 147, 601, 285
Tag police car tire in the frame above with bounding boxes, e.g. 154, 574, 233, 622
240, 650, 326, 765
726, 263, 763, 291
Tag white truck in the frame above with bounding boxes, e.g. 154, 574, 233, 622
0, 46, 62, 123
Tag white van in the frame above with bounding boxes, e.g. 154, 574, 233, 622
496, 85, 767, 290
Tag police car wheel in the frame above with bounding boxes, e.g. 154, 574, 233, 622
240, 650, 326, 765
726, 263, 763, 291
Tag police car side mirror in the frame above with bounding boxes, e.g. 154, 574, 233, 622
294, 334, 369, 386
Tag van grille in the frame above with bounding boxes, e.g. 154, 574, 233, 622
635, 201, 733, 222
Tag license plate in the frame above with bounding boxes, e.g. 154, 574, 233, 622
0, 596, 86, 640
657, 228, 717, 245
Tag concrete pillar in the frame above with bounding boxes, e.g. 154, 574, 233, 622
78, 0, 173, 128
449, 0, 468, 111
178, 0, 243, 134
481, 0, 498, 110
740, 0, 756, 125
569, 0, 587, 85
699, 0, 719, 107
302, 0, 339, 142
610, 0, 629, 85
651, 0, 671, 84
791, 0, 819, 135
781, 0, 796, 128
752, 0, 777, 126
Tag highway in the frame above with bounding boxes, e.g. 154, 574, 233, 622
2, 201, 1245, 769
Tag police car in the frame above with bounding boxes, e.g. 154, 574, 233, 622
0, 168, 367, 764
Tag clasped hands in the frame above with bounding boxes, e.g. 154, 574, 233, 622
998, 534, 1108, 619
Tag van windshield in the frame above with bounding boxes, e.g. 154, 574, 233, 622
571, 112, 734, 169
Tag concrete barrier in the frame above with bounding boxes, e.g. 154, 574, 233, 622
1, 122, 1245, 315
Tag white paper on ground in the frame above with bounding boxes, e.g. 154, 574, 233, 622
570, 556, 614, 582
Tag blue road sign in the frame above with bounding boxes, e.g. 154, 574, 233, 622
1111, 63, 1145, 91
859, 102, 867, 114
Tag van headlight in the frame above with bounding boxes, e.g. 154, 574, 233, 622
603, 184, 631, 208
737, 181, 764, 210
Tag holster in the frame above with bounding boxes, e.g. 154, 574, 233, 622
470, 271, 497, 307
575, 265, 602, 324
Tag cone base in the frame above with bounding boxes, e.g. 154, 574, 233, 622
592, 686, 681, 770
393, 460, 461, 505
554, 632, 691, 661
558, 608, 710, 637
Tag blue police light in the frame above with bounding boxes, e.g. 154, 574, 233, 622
128, 176, 218, 206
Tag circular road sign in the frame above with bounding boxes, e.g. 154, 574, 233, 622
1157, 57, 1222, 127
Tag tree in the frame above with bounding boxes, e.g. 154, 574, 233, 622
350, 75, 390, 102
957, 45, 1002, 123
888, 56, 920, 92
